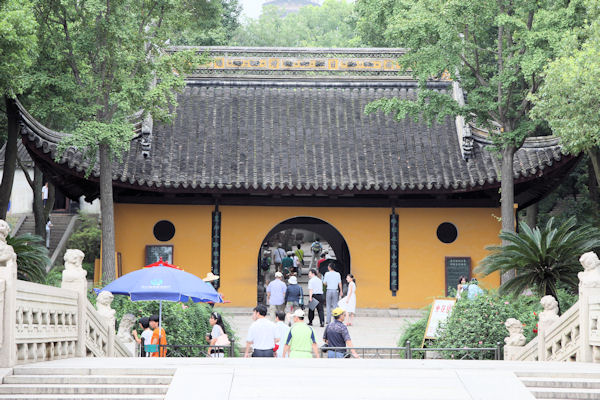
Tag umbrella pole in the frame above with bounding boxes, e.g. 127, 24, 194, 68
159, 300, 162, 356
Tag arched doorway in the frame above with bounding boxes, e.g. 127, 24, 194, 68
256, 216, 350, 305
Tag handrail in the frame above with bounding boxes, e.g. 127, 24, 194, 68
48, 214, 79, 271
12, 214, 27, 235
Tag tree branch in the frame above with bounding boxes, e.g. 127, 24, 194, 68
59, 6, 84, 87
460, 54, 489, 86
16, 156, 34, 189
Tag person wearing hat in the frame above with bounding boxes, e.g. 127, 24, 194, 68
323, 308, 359, 358
283, 309, 320, 358
285, 275, 304, 313
203, 272, 219, 283
266, 271, 287, 317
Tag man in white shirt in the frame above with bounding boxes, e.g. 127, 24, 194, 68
274, 311, 290, 358
307, 268, 325, 327
323, 264, 342, 325
266, 271, 287, 317
244, 305, 278, 357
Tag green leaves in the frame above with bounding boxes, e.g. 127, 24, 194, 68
0, 0, 37, 95
7, 233, 50, 283
476, 217, 600, 302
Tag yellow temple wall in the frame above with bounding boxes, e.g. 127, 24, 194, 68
114, 204, 501, 309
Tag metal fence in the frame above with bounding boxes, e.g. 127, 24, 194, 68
320, 341, 503, 360
146, 340, 501, 360
151, 341, 236, 358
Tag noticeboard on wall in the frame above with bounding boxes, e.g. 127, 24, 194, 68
145, 245, 173, 265
423, 298, 457, 340
445, 257, 471, 296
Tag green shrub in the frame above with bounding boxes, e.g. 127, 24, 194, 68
397, 309, 429, 359
67, 213, 101, 263
89, 293, 238, 357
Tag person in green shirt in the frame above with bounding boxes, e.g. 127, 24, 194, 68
283, 309, 320, 358
281, 251, 294, 277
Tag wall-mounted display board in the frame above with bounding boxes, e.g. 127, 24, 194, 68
445, 257, 471, 296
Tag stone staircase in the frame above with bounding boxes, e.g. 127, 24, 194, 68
15, 213, 77, 267
518, 371, 600, 399
0, 366, 174, 399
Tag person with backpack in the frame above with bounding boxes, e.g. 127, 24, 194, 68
309, 239, 323, 270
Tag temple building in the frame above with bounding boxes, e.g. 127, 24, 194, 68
16, 48, 575, 309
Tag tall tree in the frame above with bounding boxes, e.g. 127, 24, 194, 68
357, 0, 590, 264
531, 14, 600, 186
33, 0, 210, 283
0, 0, 37, 218
234, 0, 358, 47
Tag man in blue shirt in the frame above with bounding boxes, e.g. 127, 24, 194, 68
323, 308, 359, 358
323, 264, 342, 324
267, 272, 287, 317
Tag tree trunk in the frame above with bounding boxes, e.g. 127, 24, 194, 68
99, 143, 116, 283
501, 144, 517, 283
0, 96, 19, 219
588, 156, 600, 215
588, 148, 600, 188
33, 166, 45, 237
525, 202, 538, 229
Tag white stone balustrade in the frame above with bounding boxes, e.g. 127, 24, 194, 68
0, 219, 132, 366
506, 251, 600, 363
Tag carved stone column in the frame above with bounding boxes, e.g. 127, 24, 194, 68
0, 219, 18, 367
61, 249, 87, 357
96, 290, 116, 356
578, 252, 600, 362
503, 318, 526, 361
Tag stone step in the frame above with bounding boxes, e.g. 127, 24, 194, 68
518, 372, 600, 380
530, 387, 600, 399
3, 375, 173, 385
522, 377, 600, 389
0, 384, 169, 395
0, 395, 164, 400
12, 367, 176, 376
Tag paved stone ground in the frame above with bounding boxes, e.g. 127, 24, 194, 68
16, 358, 600, 399
215, 307, 424, 348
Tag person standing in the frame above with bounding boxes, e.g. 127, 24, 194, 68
274, 311, 290, 358
285, 275, 303, 313
309, 239, 322, 270
281, 251, 294, 276
323, 308, 359, 358
132, 317, 153, 357
323, 264, 342, 325
307, 269, 324, 327
45, 217, 52, 248
206, 311, 228, 358
149, 314, 167, 357
273, 244, 286, 271
42, 182, 49, 207
339, 274, 357, 326
244, 305, 278, 358
294, 244, 304, 272
283, 309, 320, 358
266, 271, 287, 317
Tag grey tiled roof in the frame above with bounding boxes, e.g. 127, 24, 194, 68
18, 80, 565, 194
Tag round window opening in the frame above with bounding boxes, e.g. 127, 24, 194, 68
437, 222, 458, 244
153, 220, 175, 242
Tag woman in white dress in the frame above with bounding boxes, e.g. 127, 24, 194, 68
339, 274, 356, 326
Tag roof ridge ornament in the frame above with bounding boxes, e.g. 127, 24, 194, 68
452, 79, 473, 161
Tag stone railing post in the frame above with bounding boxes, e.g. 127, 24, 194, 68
0, 220, 18, 367
577, 252, 600, 362
61, 249, 87, 357
537, 295, 559, 361
503, 318, 526, 361
96, 290, 116, 356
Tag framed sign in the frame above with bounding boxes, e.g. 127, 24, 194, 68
145, 245, 173, 265
445, 257, 471, 296
423, 298, 457, 340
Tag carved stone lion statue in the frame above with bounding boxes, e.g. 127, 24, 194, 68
117, 314, 137, 344
0, 219, 17, 270
62, 249, 87, 283
96, 291, 116, 320
579, 252, 600, 288
539, 295, 559, 330
504, 318, 526, 346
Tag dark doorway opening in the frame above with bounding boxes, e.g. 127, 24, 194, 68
256, 216, 350, 305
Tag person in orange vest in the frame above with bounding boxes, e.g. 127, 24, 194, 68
149, 314, 167, 357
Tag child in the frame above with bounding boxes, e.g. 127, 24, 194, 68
132, 316, 153, 357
